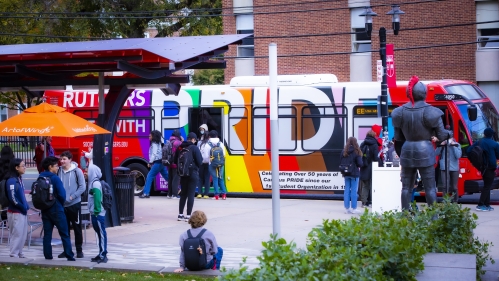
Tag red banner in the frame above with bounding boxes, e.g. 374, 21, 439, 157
386, 44, 397, 88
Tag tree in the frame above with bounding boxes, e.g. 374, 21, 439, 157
191, 69, 224, 85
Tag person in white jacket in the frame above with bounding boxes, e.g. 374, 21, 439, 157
197, 124, 211, 199
207, 130, 227, 200
141, 130, 169, 198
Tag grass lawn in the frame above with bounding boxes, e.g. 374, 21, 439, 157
0, 264, 218, 281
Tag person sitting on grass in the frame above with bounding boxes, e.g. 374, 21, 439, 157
174, 210, 223, 273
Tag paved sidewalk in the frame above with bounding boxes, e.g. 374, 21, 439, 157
1, 197, 498, 279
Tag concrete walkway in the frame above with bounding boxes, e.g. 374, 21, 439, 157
1, 195, 498, 279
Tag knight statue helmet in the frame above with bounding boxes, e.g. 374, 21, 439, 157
406, 75, 427, 107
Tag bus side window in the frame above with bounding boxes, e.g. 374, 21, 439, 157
458, 121, 470, 157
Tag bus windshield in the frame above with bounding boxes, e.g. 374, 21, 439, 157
458, 102, 499, 142
445, 84, 485, 100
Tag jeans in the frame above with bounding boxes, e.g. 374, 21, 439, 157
479, 168, 495, 207
143, 162, 169, 195
209, 165, 226, 196
91, 215, 107, 258
179, 172, 198, 216
198, 163, 211, 196
343, 177, 359, 209
360, 179, 372, 205
64, 202, 83, 253
167, 166, 180, 197
440, 170, 459, 202
205, 247, 224, 270
42, 210, 74, 260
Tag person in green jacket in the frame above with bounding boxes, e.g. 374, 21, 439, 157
87, 163, 108, 263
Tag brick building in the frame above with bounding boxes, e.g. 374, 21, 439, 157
223, 0, 499, 105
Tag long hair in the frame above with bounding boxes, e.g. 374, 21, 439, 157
0, 146, 14, 180
7, 158, 23, 179
343, 137, 362, 157
150, 130, 162, 144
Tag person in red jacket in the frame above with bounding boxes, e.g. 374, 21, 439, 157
371, 124, 384, 166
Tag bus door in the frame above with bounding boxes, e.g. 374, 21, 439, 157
189, 107, 223, 139
434, 105, 455, 191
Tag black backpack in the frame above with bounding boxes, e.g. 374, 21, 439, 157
339, 152, 355, 176
184, 229, 208, 271
92, 179, 113, 210
361, 144, 371, 168
31, 176, 55, 210
177, 147, 193, 177
0, 179, 9, 209
162, 140, 173, 166
468, 141, 488, 174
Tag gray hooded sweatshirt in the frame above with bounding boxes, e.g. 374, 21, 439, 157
58, 161, 86, 207
87, 163, 106, 216
178, 227, 219, 268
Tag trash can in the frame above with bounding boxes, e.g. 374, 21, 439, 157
113, 167, 134, 223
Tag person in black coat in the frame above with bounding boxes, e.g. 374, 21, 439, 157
174, 132, 203, 222
339, 137, 364, 214
359, 130, 380, 208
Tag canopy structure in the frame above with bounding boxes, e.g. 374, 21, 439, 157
0, 34, 250, 227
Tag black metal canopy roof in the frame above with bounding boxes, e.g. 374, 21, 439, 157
0, 34, 250, 92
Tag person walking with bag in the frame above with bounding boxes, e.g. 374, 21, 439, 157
6, 158, 29, 258
339, 137, 364, 214
141, 130, 169, 198
164, 130, 182, 199
435, 137, 461, 203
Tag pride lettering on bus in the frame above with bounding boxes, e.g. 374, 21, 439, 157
47, 76, 499, 198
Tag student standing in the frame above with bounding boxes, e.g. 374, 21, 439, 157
87, 163, 108, 263
57, 151, 86, 258
340, 137, 364, 214
435, 138, 462, 203
174, 132, 203, 222
197, 125, 211, 199
208, 130, 227, 200
6, 158, 29, 258
39, 156, 75, 261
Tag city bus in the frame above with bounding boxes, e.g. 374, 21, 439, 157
47, 74, 499, 198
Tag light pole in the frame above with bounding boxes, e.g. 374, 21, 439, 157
360, 5, 405, 134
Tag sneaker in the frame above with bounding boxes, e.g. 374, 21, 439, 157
212, 195, 219, 200
196, 194, 202, 198
139, 194, 150, 199
485, 206, 495, 211
476, 205, 486, 211
90, 255, 101, 262
351, 209, 362, 214
185, 215, 191, 222
98, 256, 108, 264
174, 196, 180, 199
67, 257, 76, 261
58, 252, 66, 258
222, 194, 227, 200
344, 208, 352, 214
76, 252, 84, 258
177, 214, 184, 221
203, 195, 210, 199
18, 254, 25, 258
166, 196, 172, 199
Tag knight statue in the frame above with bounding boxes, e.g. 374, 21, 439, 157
391, 76, 451, 210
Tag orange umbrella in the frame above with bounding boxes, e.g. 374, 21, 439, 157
0, 103, 110, 137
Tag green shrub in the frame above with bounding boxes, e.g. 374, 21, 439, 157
221, 199, 494, 281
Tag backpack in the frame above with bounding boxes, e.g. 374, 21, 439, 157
468, 141, 488, 173
361, 144, 371, 168
0, 179, 9, 209
92, 179, 113, 210
177, 147, 194, 177
162, 140, 173, 166
209, 142, 225, 168
339, 152, 355, 176
183, 229, 208, 271
31, 176, 55, 211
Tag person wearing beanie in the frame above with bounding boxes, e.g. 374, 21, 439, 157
174, 132, 203, 221
207, 130, 227, 200
467, 127, 499, 211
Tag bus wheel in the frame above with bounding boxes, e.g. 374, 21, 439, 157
127, 163, 148, 196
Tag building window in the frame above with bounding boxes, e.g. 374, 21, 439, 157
237, 29, 254, 57
0, 105, 8, 121
478, 28, 499, 49
352, 28, 372, 52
